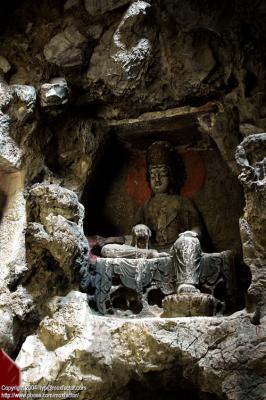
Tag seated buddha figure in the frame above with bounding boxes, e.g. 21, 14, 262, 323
138, 141, 202, 249
101, 141, 204, 294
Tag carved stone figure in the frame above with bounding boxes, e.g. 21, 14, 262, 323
100, 141, 203, 293
101, 223, 168, 259
88, 141, 236, 315
131, 224, 151, 249
138, 141, 202, 251
139, 141, 204, 293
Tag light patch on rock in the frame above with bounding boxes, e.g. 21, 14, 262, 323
112, 38, 152, 78
0, 81, 36, 169
39, 78, 70, 107
64, 0, 79, 10
112, 1, 152, 79
0, 285, 34, 354
0, 56, 11, 74
87, 0, 155, 95
0, 172, 26, 282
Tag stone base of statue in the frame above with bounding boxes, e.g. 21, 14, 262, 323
86, 225, 237, 316
161, 292, 224, 317
92, 256, 175, 314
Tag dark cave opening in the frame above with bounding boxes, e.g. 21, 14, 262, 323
0, 188, 7, 225
111, 287, 143, 314
82, 135, 131, 237
147, 288, 165, 307
245, 70, 258, 98
124, 370, 220, 400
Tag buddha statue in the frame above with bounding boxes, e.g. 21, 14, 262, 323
101, 141, 204, 293
137, 141, 202, 250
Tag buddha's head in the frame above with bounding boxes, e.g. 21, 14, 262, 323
146, 141, 186, 195
149, 164, 170, 194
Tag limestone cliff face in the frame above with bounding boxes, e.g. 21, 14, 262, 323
0, 1, 265, 399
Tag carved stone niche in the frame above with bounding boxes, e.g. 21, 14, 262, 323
81, 104, 250, 317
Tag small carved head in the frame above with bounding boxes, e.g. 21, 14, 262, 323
131, 224, 151, 249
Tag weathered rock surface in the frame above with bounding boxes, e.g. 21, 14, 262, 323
87, 1, 157, 98
0, 55, 11, 74
27, 183, 85, 227
42, 117, 107, 194
44, 26, 87, 67
25, 183, 89, 315
198, 105, 242, 175
0, 285, 34, 355
236, 133, 266, 323
0, 78, 40, 356
16, 291, 266, 400
0, 79, 37, 170
85, 0, 131, 16
161, 293, 223, 317
0, 181, 89, 355
0, 172, 27, 287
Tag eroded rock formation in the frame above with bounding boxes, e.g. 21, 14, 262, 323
0, 0, 265, 399
17, 291, 266, 400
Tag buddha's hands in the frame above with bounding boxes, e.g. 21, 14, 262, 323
158, 251, 170, 258
179, 230, 199, 238
146, 250, 169, 258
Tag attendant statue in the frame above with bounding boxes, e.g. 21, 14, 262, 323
101, 141, 204, 294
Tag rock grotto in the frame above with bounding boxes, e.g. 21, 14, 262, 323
0, 0, 266, 399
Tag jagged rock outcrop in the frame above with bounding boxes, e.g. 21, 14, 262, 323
0, 78, 39, 356
236, 133, 266, 323
17, 291, 266, 400
0, 78, 37, 171
27, 183, 85, 226
0, 286, 34, 355
87, 1, 157, 99
25, 183, 89, 316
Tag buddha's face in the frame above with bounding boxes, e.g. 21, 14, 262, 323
149, 164, 170, 194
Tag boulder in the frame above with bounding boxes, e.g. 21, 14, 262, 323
44, 26, 87, 67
